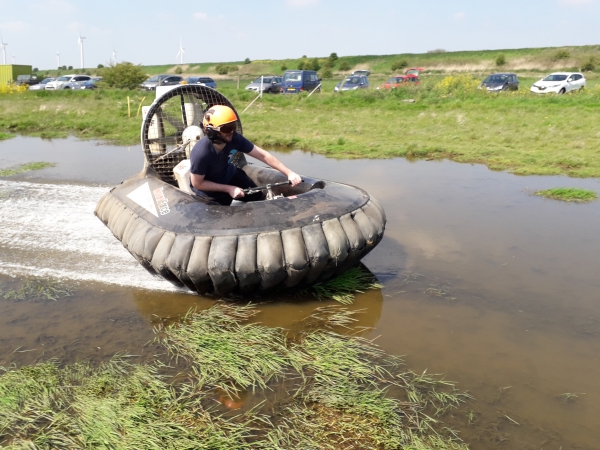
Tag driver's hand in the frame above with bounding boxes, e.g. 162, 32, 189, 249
229, 186, 245, 199
287, 172, 302, 186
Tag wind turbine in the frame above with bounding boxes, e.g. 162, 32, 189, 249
176, 36, 184, 64
0, 31, 8, 65
78, 28, 86, 69
11, 54, 15, 64
56, 51, 60, 69
111, 47, 117, 65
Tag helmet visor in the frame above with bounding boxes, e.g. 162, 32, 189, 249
217, 122, 237, 134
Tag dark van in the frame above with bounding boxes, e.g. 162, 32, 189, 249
281, 70, 321, 94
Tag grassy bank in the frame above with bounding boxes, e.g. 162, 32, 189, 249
1, 75, 600, 177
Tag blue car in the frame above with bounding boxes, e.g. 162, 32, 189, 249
80, 77, 102, 90
185, 76, 217, 89
281, 70, 321, 94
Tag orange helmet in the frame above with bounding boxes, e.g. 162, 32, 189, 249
202, 105, 237, 130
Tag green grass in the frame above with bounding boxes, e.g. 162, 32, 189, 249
534, 187, 597, 202
1, 278, 73, 302
1, 305, 472, 450
308, 267, 384, 305
2, 72, 600, 177
0, 132, 13, 141
0, 162, 56, 177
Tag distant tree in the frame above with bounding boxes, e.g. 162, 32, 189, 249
427, 49, 446, 54
321, 68, 333, 79
97, 64, 104, 69
391, 59, 408, 71
581, 57, 596, 72
99, 62, 148, 89
280, 64, 288, 71
244, 58, 251, 64
495, 54, 506, 66
302, 55, 307, 58
307, 58, 321, 71
329, 52, 338, 62
33, 67, 38, 72
175, 66, 183, 74
339, 61, 351, 71
68, 65, 73, 70
297, 60, 306, 70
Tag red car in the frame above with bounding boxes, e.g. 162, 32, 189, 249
378, 74, 420, 89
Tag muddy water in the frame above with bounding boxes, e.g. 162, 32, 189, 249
1, 136, 599, 449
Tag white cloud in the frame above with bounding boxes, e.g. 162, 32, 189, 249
0, 21, 30, 32
453, 12, 466, 19
286, 0, 318, 7
194, 12, 207, 20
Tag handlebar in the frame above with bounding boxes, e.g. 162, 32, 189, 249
242, 179, 302, 195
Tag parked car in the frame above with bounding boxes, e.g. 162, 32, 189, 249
28, 77, 55, 91
377, 74, 420, 89
80, 77, 103, 90
530, 72, 586, 94
479, 73, 519, 91
45, 74, 91, 90
16, 74, 41, 86
245, 76, 282, 93
140, 74, 184, 91
334, 75, 369, 92
280, 70, 321, 94
351, 70, 371, 77
405, 67, 423, 76
185, 76, 217, 89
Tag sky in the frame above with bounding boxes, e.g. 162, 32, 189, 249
0, 0, 598, 70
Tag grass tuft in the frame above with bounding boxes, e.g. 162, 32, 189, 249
0, 162, 55, 177
534, 187, 597, 202
309, 267, 384, 304
1, 278, 73, 302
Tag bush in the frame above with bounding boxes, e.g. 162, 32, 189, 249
297, 60, 307, 70
215, 64, 238, 75
68, 65, 73, 70
307, 58, 321, 71
321, 68, 333, 79
391, 59, 408, 71
339, 61, 351, 71
175, 66, 183, 74
427, 49, 446, 53
98, 62, 148, 89
244, 58, 251, 64
554, 49, 570, 60
581, 57, 595, 72
434, 74, 479, 96
281, 64, 288, 71
33, 67, 38, 72
329, 52, 338, 62
496, 54, 506, 66
97, 64, 104, 69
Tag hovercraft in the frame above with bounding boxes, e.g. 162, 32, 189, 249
95, 85, 386, 295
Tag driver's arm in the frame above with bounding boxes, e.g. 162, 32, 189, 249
191, 173, 244, 199
248, 146, 302, 186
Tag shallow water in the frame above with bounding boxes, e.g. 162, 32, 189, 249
1, 136, 599, 449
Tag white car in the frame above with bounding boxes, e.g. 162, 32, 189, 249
530, 72, 586, 94
45, 74, 92, 90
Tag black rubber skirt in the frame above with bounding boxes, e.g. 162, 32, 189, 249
95, 164, 386, 295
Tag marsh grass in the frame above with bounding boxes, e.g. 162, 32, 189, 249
0, 162, 55, 177
1, 278, 73, 302
1, 305, 472, 449
534, 187, 597, 202
0, 132, 13, 141
308, 267, 384, 305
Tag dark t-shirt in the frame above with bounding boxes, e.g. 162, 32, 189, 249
190, 133, 254, 184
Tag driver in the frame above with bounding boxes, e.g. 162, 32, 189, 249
189, 105, 302, 206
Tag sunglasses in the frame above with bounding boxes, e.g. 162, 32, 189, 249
217, 122, 237, 134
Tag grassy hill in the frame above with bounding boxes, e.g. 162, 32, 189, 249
38, 44, 600, 80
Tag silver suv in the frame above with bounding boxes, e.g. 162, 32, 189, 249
45, 74, 91, 90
